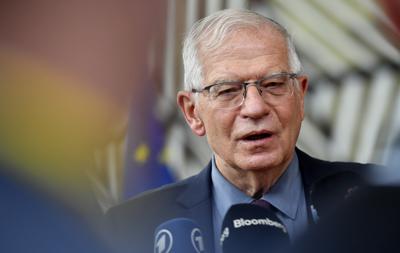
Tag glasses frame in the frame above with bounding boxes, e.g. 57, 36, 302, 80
191, 72, 298, 109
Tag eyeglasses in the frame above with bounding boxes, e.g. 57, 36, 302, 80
191, 72, 298, 110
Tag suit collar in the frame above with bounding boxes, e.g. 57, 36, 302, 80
296, 147, 356, 225
176, 162, 213, 208
175, 162, 214, 252
296, 148, 335, 198
296, 147, 359, 188
296, 148, 324, 189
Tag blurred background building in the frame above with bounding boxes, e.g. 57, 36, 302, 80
95, 0, 400, 209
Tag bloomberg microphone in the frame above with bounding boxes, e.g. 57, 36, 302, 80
220, 204, 289, 253
153, 218, 206, 253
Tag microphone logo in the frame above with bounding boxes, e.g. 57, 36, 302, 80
191, 228, 205, 253
220, 227, 230, 245
154, 229, 173, 253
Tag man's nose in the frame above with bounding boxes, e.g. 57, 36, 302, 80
240, 85, 270, 118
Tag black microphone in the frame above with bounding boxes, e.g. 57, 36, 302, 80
220, 204, 289, 253
153, 218, 206, 253
310, 171, 365, 220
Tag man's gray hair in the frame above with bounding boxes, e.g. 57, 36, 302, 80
182, 9, 302, 91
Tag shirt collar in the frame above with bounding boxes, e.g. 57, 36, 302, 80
262, 153, 301, 219
211, 157, 252, 222
211, 152, 301, 220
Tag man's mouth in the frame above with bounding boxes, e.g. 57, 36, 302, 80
242, 132, 273, 141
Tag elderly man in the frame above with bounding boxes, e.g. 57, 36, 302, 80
107, 9, 372, 253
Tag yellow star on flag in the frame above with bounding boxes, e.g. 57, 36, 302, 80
134, 143, 150, 164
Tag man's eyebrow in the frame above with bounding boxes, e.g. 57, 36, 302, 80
213, 78, 242, 84
258, 71, 289, 79
209, 76, 242, 84
211, 70, 290, 84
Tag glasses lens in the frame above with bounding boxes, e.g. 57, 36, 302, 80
258, 74, 294, 105
209, 82, 244, 109
260, 75, 291, 96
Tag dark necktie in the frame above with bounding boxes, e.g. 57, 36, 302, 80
251, 199, 274, 211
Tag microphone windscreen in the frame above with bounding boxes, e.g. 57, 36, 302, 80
220, 204, 289, 253
154, 218, 206, 253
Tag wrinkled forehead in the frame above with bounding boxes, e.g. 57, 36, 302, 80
198, 27, 289, 80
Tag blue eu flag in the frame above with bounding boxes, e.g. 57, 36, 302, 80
123, 76, 175, 199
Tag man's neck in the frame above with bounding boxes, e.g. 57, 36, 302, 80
215, 157, 292, 198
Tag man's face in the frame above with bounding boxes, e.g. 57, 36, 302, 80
179, 28, 308, 175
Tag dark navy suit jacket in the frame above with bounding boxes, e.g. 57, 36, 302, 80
106, 148, 374, 253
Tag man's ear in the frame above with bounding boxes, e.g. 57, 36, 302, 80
297, 75, 309, 120
177, 91, 206, 136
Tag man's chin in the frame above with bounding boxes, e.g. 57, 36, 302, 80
236, 153, 283, 171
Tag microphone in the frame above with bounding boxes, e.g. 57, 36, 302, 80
153, 218, 206, 253
220, 204, 289, 253
310, 171, 365, 220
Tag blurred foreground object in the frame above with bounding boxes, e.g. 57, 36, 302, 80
289, 186, 400, 253
0, 51, 120, 200
0, 162, 113, 253
0, 0, 165, 251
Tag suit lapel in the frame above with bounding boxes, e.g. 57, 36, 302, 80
297, 148, 329, 225
297, 147, 355, 225
176, 162, 215, 252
